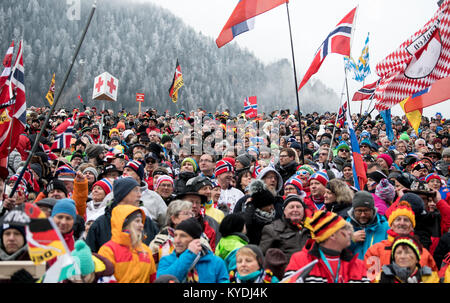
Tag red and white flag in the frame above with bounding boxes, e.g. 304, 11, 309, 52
298, 7, 357, 91
51, 114, 77, 150
374, 0, 450, 110
0, 41, 14, 90
0, 40, 27, 159
244, 96, 257, 118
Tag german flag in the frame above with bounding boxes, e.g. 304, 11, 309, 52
45, 73, 55, 105
168, 59, 184, 103
27, 218, 68, 264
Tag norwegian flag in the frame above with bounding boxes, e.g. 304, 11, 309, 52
336, 101, 348, 128
0, 41, 14, 90
374, 0, 450, 110
352, 79, 380, 101
298, 7, 357, 91
10, 166, 40, 193
0, 40, 27, 159
51, 114, 76, 150
244, 96, 257, 118
252, 160, 262, 178
40, 142, 58, 160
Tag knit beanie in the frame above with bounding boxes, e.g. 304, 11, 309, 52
399, 192, 425, 218
238, 244, 265, 268
263, 248, 288, 281
0, 224, 26, 244
83, 167, 99, 181
47, 179, 68, 196
92, 178, 113, 195
219, 213, 246, 237
85, 144, 105, 159
181, 157, 198, 172
304, 210, 346, 243
51, 198, 77, 220
235, 153, 252, 168
282, 194, 305, 210
215, 159, 234, 177
249, 179, 275, 209
425, 173, 441, 183
175, 217, 203, 239
386, 201, 416, 228
309, 171, 329, 187
56, 165, 76, 182
109, 128, 119, 137
352, 191, 375, 210
377, 154, 393, 167
284, 176, 304, 195
155, 175, 174, 190
399, 133, 410, 142
336, 142, 350, 152
124, 160, 145, 181
113, 177, 139, 203
297, 165, 315, 176
70, 240, 95, 276
375, 179, 396, 203
30, 163, 43, 179
391, 235, 422, 262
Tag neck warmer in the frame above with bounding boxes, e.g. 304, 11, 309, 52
254, 208, 275, 224
236, 269, 263, 282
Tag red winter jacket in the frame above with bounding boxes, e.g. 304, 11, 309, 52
284, 239, 370, 283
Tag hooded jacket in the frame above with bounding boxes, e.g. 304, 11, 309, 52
215, 233, 249, 271
346, 208, 390, 260
98, 205, 156, 283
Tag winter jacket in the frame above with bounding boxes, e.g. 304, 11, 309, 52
86, 202, 159, 253
433, 232, 450, 269
215, 233, 249, 271
85, 198, 108, 223
218, 187, 245, 213
284, 240, 370, 283
415, 211, 441, 254
203, 201, 225, 224
259, 217, 310, 260
229, 269, 279, 283
98, 205, 156, 283
233, 194, 284, 221
157, 247, 229, 283
325, 202, 351, 219
437, 199, 450, 235
346, 209, 389, 260
377, 264, 439, 283
364, 232, 438, 281
173, 171, 196, 195
275, 160, 298, 185
199, 215, 220, 252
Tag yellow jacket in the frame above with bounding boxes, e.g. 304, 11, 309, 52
204, 202, 225, 224
98, 204, 156, 283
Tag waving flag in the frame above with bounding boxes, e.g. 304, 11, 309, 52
216, 0, 288, 48
0, 41, 14, 90
0, 40, 27, 159
298, 7, 357, 91
352, 79, 380, 101
51, 114, 76, 150
45, 73, 55, 105
344, 32, 371, 82
374, 0, 450, 110
345, 103, 367, 190
244, 96, 257, 118
168, 59, 184, 103
336, 101, 347, 128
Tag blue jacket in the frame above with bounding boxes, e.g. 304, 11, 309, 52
157, 248, 230, 283
346, 209, 390, 260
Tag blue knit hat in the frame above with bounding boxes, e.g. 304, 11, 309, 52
124, 160, 145, 181
51, 198, 77, 220
113, 177, 139, 203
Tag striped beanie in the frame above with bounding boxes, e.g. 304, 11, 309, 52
425, 173, 441, 183
304, 210, 346, 243
125, 160, 145, 181
92, 178, 113, 195
297, 165, 315, 176
309, 171, 329, 187
391, 235, 422, 262
56, 165, 76, 182
155, 175, 174, 190
215, 160, 234, 177
284, 176, 304, 193
385, 201, 416, 228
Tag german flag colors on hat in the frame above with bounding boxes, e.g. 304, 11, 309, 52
304, 210, 346, 243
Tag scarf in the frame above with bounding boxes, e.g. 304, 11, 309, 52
184, 245, 209, 283
254, 208, 275, 224
285, 217, 304, 231
233, 269, 275, 283
387, 229, 415, 243
311, 195, 325, 210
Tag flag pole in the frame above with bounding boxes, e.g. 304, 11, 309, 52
9, 2, 97, 198
285, 2, 305, 164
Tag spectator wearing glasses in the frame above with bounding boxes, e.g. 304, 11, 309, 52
346, 191, 389, 260
275, 148, 298, 185
332, 142, 351, 172
198, 153, 216, 180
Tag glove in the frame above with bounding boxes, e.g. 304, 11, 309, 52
10, 269, 37, 283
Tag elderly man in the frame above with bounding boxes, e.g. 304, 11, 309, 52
156, 217, 229, 283
345, 191, 389, 260
284, 210, 369, 283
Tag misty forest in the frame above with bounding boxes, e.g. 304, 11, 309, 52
2, 0, 339, 115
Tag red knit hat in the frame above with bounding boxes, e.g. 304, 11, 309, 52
377, 153, 393, 167
92, 178, 113, 195
215, 160, 234, 177
385, 201, 416, 228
